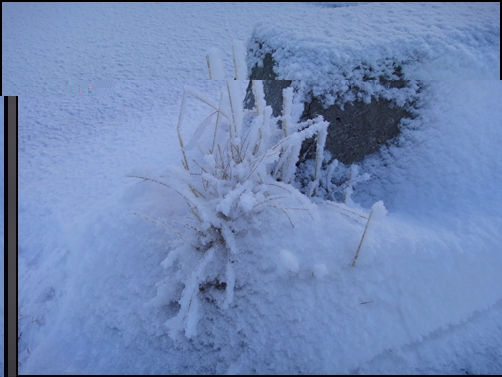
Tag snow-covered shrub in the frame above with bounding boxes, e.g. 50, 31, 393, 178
129, 80, 329, 339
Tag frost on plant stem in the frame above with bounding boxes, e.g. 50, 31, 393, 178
130, 79, 331, 340
206, 47, 225, 80
206, 40, 248, 80
131, 76, 381, 341
295, 155, 370, 206
352, 200, 387, 267
232, 39, 248, 80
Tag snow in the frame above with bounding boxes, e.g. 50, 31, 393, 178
3, 2, 331, 94
232, 39, 248, 80
6, 2, 502, 375
206, 48, 225, 80
5, 2, 498, 95
278, 249, 300, 273
247, 2, 500, 80
16, 78, 502, 375
312, 263, 328, 279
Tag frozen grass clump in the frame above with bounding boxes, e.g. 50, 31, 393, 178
129, 79, 330, 339
294, 154, 370, 206
129, 48, 385, 341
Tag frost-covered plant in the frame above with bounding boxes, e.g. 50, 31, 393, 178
131, 46, 385, 340
206, 40, 248, 80
130, 80, 329, 340
293, 150, 371, 205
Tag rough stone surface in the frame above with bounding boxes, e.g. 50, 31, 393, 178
300, 91, 414, 165
243, 79, 417, 165
248, 50, 278, 80
243, 80, 292, 118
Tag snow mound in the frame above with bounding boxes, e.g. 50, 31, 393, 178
17, 79, 502, 374
19, 183, 502, 374
278, 249, 300, 273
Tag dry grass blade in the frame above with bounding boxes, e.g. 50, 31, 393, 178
184, 181, 206, 199
352, 207, 374, 267
177, 91, 190, 171
267, 204, 295, 228
206, 54, 212, 80
282, 206, 314, 220
321, 201, 369, 220
126, 175, 172, 190
192, 159, 208, 174
210, 93, 224, 154
232, 43, 239, 80
272, 144, 291, 179
245, 148, 278, 181
133, 211, 185, 241
268, 182, 294, 194
185, 89, 229, 118
126, 175, 201, 219
253, 196, 287, 208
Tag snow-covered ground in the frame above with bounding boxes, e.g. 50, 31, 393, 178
7, 2, 502, 375
4, 2, 329, 94
17, 78, 502, 374
5, 2, 498, 95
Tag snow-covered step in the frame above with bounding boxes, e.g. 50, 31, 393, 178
247, 2, 500, 80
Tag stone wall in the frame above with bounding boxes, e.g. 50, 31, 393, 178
243, 78, 417, 165
299, 84, 414, 164
243, 80, 292, 117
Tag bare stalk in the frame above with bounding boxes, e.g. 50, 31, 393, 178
232, 43, 239, 80
177, 91, 190, 170
210, 93, 224, 154
343, 165, 356, 203
206, 54, 212, 80
352, 207, 374, 267
267, 204, 294, 228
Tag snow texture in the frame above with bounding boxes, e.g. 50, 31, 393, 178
247, 2, 500, 80
7, 2, 502, 375
278, 249, 300, 273
16, 79, 502, 375
206, 48, 225, 80
232, 39, 248, 80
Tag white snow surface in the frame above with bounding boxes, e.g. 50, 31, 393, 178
7, 1, 502, 375
248, 2, 500, 80
17, 79, 502, 374
4, 2, 499, 95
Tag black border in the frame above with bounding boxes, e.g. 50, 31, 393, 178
5, 96, 18, 377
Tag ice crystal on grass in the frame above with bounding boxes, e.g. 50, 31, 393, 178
130, 47, 384, 340
130, 79, 330, 339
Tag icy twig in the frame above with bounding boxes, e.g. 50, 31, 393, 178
227, 80, 243, 138
210, 93, 224, 154
232, 39, 248, 80
206, 48, 225, 80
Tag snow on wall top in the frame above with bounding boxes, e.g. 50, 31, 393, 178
247, 2, 500, 80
